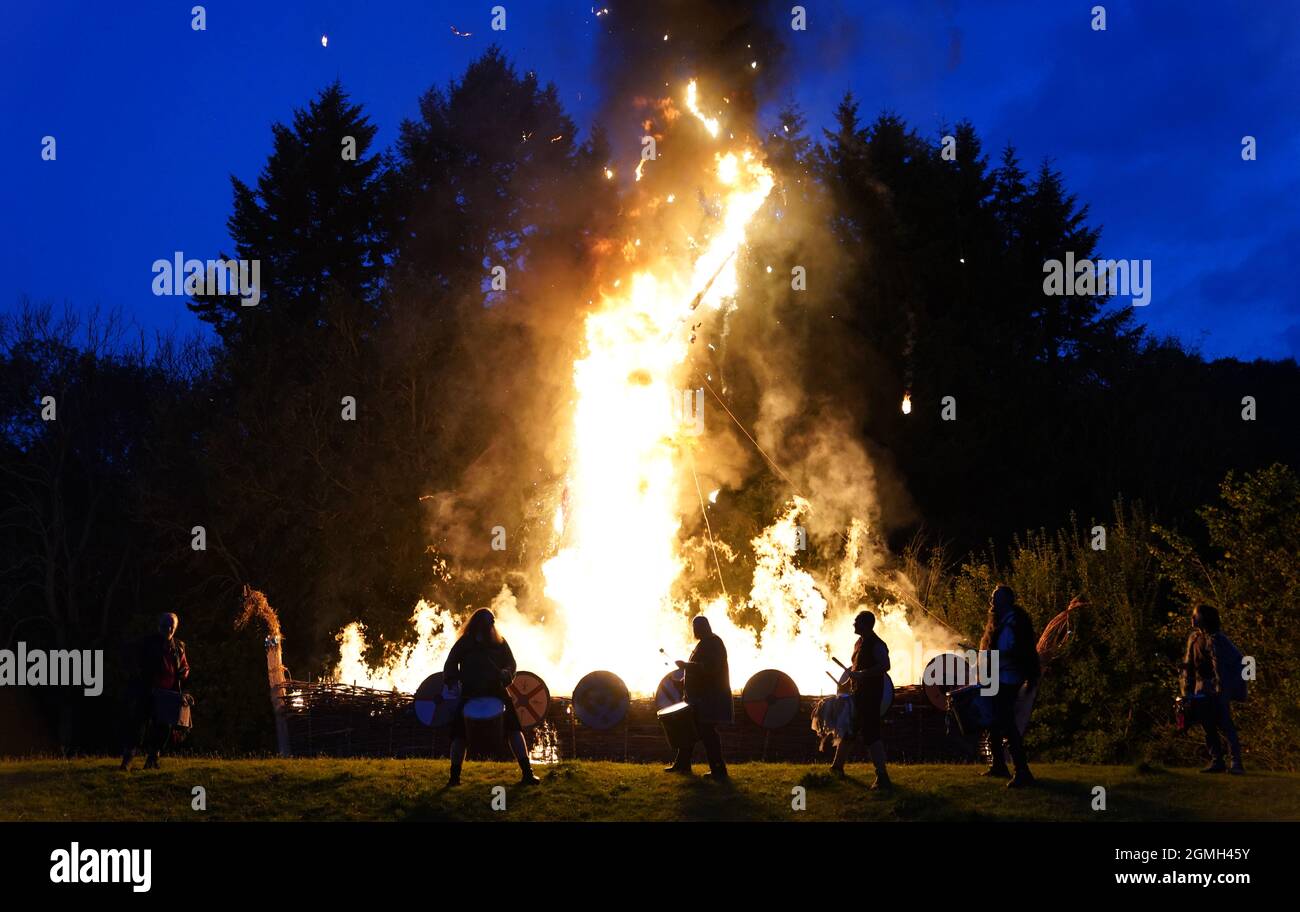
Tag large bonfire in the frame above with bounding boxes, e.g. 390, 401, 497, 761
333, 73, 956, 698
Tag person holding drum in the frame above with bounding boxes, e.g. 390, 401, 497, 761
830, 609, 892, 789
443, 608, 540, 787
979, 585, 1040, 787
665, 615, 732, 779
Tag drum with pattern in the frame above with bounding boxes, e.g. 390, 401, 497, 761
654, 669, 685, 711
741, 669, 800, 729
507, 671, 550, 729
572, 670, 630, 730
413, 672, 460, 728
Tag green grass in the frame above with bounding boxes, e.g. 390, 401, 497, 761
2, 758, 1297, 822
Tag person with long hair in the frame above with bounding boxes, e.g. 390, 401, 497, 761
830, 609, 892, 789
443, 608, 539, 787
979, 585, 1040, 787
1182, 604, 1245, 774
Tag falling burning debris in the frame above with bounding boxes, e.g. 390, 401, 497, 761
684, 80, 720, 139
449, 25, 472, 38
320, 35, 328, 48
902, 392, 912, 415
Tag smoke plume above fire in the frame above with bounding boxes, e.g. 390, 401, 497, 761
334, 1, 953, 697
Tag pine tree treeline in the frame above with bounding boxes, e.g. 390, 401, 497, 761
1, 50, 1296, 759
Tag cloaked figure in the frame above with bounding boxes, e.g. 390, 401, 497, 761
665, 615, 732, 779
119, 612, 189, 771
443, 608, 540, 787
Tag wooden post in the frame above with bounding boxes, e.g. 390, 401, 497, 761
264, 635, 292, 758
237, 586, 292, 758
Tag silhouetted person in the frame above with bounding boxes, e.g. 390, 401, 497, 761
980, 585, 1039, 788
831, 609, 892, 789
120, 612, 189, 771
665, 616, 732, 779
1183, 604, 1244, 774
444, 608, 539, 787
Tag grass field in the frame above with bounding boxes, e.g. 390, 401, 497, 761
2, 758, 1297, 822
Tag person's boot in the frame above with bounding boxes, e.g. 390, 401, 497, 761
518, 758, 541, 785
868, 742, 892, 791
1229, 751, 1245, 775
1201, 759, 1227, 773
1007, 770, 1036, 788
1004, 734, 1034, 787
448, 760, 462, 787
119, 751, 133, 772
982, 736, 1011, 777
664, 748, 691, 773
143, 754, 159, 770
703, 764, 729, 781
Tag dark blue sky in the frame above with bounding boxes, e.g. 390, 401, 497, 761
3, 1, 1297, 359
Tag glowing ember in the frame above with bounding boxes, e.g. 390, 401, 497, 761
902, 392, 912, 415
320, 35, 328, 48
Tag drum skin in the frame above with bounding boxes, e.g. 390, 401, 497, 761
507, 671, 550, 729
572, 670, 630, 730
741, 669, 800, 729
413, 672, 459, 728
657, 700, 698, 749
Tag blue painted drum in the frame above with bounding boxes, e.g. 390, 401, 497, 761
413, 671, 459, 728
572, 670, 630, 730
462, 696, 506, 752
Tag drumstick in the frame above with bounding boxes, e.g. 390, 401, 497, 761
825, 671, 841, 686
832, 657, 849, 671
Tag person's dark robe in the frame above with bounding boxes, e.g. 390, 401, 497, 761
683, 633, 733, 724
444, 637, 516, 700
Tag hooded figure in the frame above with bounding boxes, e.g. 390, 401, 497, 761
665, 616, 731, 778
